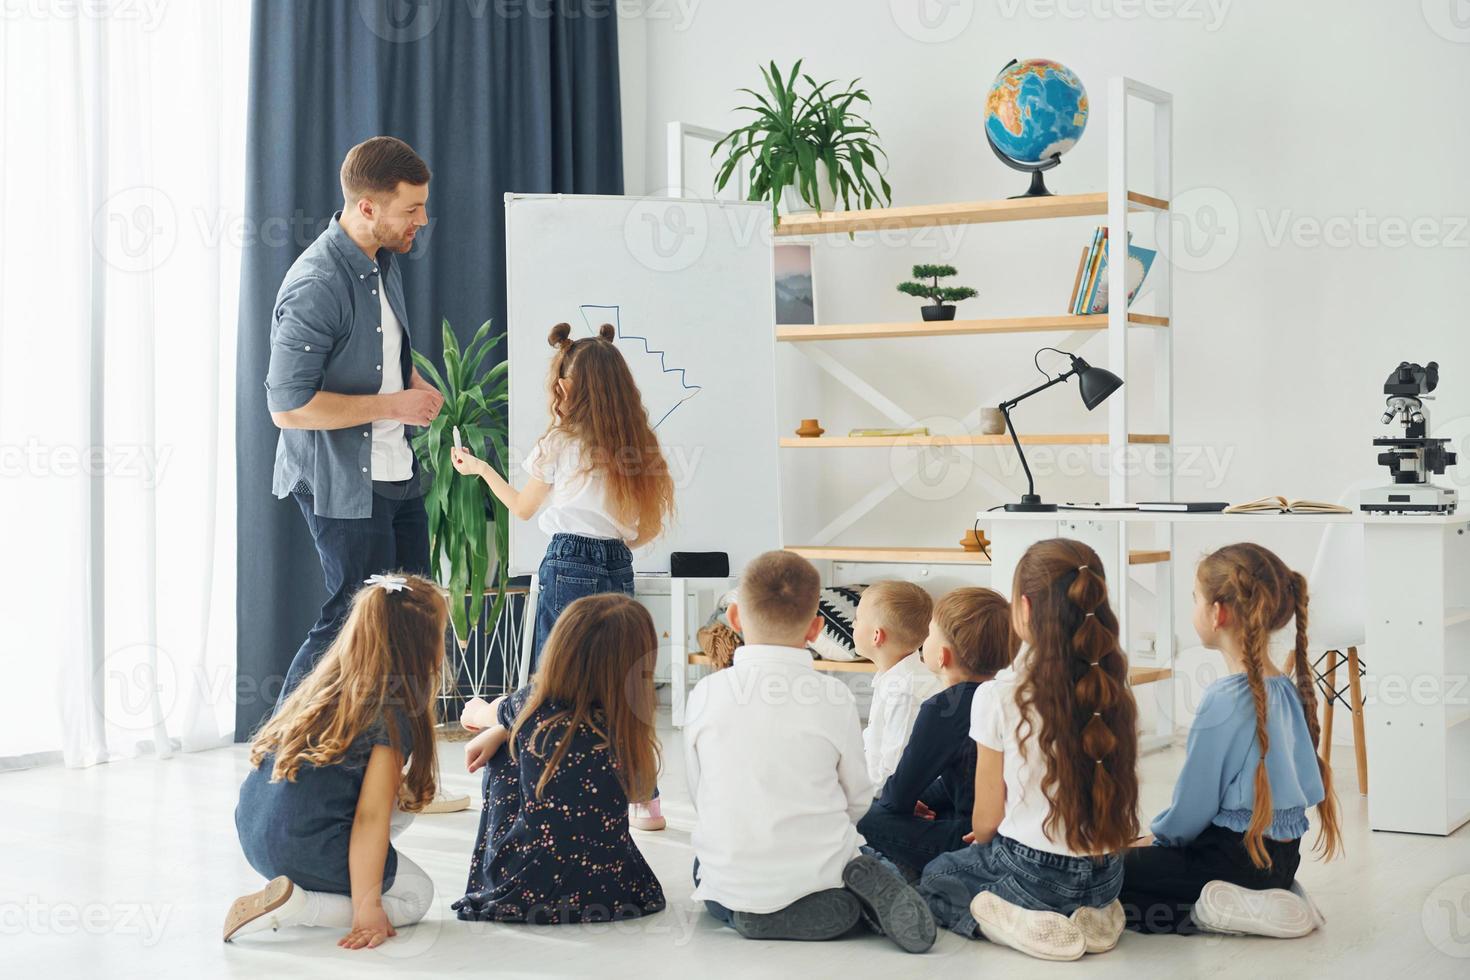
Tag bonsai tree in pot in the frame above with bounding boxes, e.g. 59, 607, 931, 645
411, 319, 511, 646
897, 264, 978, 321
712, 59, 892, 225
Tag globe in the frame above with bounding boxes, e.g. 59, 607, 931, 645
985, 59, 1089, 166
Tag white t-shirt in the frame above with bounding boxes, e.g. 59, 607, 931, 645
522, 428, 638, 542
370, 286, 414, 481
969, 657, 1087, 857
862, 651, 943, 788
684, 645, 873, 913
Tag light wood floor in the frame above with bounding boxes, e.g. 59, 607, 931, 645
6, 711, 1470, 979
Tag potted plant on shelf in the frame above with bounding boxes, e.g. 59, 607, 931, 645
712, 59, 893, 225
411, 319, 511, 646
897, 264, 978, 321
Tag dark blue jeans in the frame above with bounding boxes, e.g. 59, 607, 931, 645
278, 484, 429, 707
858, 803, 970, 879
531, 533, 634, 668
919, 834, 1123, 937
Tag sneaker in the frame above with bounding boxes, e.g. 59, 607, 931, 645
841, 854, 936, 953
222, 876, 306, 941
629, 798, 666, 832
731, 889, 862, 942
1290, 880, 1326, 929
422, 791, 471, 814
970, 891, 1085, 961
1192, 880, 1315, 938
1070, 899, 1125, 953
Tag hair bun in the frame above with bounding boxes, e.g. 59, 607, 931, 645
548, 322, 572, 349
597, 323, 616, 342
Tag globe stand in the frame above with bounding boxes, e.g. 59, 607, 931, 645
986, 128, 1062, 199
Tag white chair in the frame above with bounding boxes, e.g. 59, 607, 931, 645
1304, 479, 1378, 797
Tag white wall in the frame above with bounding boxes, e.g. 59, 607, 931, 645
620, 1, 1470, 652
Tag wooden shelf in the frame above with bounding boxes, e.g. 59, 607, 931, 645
1446, 607, 1470, 628
688, 652, 1171, 687
1128, 550, 1171, 565
781, 433, 1169, 448
774, 191, 1169, 237
776, 312, 1169, 343
785, 545, 991, 565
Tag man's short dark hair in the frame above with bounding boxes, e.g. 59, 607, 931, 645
340, 136, 430, 201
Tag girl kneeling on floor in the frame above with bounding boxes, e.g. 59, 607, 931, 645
225, 572, 446, 949
919, 538, 1140, 961
1119, 543, 1341, 937
453, 592, 666, 923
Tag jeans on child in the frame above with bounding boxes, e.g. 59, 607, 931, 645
918, 834, 1123, 937
857, 804, 970, 879
532, 533, 635, 668
692, 859, 736, 927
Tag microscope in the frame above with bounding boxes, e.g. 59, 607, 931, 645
1360, 361, 1458, 514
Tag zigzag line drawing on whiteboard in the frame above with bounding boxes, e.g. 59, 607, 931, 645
578, 304, 702, 430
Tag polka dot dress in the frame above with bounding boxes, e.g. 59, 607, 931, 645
452, 688, 666, 924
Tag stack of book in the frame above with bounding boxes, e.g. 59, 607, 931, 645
1067, 227, 1157, 315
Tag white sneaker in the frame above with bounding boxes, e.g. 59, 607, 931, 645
222, 876, 307, 941
970, 891, 1085, 961
1193, 880, 1316, 938
1070, 899, 1125, 953
422, 791, 471, 814
629, 798, 666, 831
1290, 880, 1326, 929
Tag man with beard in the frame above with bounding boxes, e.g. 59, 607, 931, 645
264, 136, 445, 702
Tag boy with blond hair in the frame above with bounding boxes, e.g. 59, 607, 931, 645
684, 551, 935, 953
855, 580, 942, 787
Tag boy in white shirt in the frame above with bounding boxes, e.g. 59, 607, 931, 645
684, 551, 936, 953
856, 581, 942, 788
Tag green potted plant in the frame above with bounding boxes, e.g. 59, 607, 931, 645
712, 60, 893, 225
411, 319, 510, 644
897, 264, 978, 321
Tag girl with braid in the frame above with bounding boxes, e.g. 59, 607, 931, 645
1120, 542, 1341, 938
919, 539, 1140, 961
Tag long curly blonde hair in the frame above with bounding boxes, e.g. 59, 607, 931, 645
250, 572, 447, 812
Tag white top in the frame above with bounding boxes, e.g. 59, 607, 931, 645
969, 656, 1086, 857
522, 427, 638, 542
370, 287, 414, 481
684, 644, 874, 913
862, 652, 943, 788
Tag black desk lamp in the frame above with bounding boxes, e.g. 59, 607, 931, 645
999, 350, 1124, 512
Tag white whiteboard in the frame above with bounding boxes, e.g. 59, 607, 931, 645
505, 194, 781, 576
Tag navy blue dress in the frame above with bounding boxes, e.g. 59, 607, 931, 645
235, 714, 411, 895
452, 687, 665, 924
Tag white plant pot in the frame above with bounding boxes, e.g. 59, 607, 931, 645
780, 159, 836, 215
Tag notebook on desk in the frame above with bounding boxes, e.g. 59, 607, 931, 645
1136, 501, 1230, 513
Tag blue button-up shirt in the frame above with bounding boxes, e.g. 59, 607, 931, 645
264, 212, 423, 519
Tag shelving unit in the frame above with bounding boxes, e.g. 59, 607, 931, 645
768, 77, 1179, 729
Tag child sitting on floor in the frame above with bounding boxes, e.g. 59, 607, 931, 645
684, 551, 937, 953
225, 573, 444, 949
858, 588, 1017, 879
1119, 543, 1340, 937
919, 539, 1140, 961
452, 593, 666, 924
855, 580, 941, 788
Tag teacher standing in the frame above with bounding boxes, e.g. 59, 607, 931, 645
264, 136, 443, 701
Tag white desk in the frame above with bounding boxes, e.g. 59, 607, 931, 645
983, 509, 1470, 836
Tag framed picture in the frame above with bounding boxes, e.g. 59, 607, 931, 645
666, 121, 746, 201
774, 242, 817, 325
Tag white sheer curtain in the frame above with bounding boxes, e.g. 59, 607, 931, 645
0, 2, 249, 767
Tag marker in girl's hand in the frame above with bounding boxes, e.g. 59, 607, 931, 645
453, 426, 463, 452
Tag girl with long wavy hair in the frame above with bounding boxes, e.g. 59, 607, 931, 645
225, 573, 446, 949
451, 321, 675, 829
452, 593, 666, 924
1120, 542, 1341, 938
919, 538, 1139, 961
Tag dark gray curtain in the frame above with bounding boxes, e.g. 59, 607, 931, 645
234, 0, 624, 739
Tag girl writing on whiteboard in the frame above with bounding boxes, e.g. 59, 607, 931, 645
451, 322, 675, 829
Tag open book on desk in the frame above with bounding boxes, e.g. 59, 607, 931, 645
1224, 496, 1352, 515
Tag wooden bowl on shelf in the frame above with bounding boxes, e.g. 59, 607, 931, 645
794, 418, 825, 438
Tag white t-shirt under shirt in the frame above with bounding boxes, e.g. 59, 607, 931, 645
969, 656, 1087, 857
522, 427, 638, 542
370, 286, 414, 481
